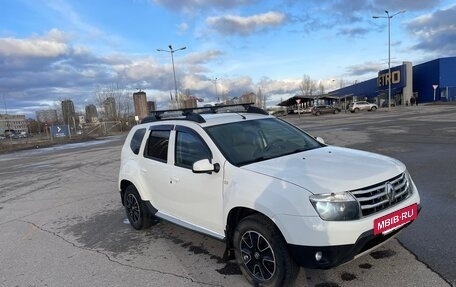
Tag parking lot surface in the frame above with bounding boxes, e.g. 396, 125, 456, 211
0, 104, 454, 286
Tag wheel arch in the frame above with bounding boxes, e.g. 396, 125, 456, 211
224, 206, 287, 260
119, 179, 133, 205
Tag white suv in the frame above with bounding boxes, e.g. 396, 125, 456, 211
349, 101, 378, 113
118, 104, 420, 287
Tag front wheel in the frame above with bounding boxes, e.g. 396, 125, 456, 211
233, 214, 299, 287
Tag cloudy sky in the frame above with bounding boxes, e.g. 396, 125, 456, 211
1, 0, 455, 118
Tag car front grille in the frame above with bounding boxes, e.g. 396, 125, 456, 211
350, 172, 412, 217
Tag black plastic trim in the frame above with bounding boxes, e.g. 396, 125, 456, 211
141, 103, 268, 124
288, 206, 421, 269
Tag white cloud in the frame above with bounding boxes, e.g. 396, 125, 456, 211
0, 29, 68, 58
206, 11, 286, 35
177, 22, 189, 34
153, 0, 255, 13
406, 5, 456, 55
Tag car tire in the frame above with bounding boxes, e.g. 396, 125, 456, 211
315, 111, 320, 116
371, 106, 377, 111
233, 214, 299, 287
124, 185, 152, 230
333, 109, 340, 114
354, 108, 360, 113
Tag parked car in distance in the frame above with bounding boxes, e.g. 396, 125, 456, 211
291, 106, 312, 114
349, 101, 378, 113
311, 105, 341, 116
267, 107, 287, 117
118, 103, 420, 287
382, 101, 396, 108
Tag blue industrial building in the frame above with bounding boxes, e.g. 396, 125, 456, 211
328, 56, 456, 105
413, 57, 456, 103
280, 57, 455, 109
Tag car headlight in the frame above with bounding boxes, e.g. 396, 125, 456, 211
310, 192, 361, 221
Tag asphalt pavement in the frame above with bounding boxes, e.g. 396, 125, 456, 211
0, 104, 454, 287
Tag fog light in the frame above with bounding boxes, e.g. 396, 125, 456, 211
315, 251, 322, 262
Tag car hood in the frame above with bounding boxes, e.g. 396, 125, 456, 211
242, 146, 405, 194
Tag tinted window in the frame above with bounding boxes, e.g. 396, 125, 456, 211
175, 129, 211, 169
130, 128, 146, 154
145, 130, 170, 162
205, 118, 322, 166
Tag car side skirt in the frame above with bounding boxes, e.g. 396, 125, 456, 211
143, 201, 225, 240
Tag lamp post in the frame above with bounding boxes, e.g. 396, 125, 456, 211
373, 10, 405, 111
213, 77, 219, 102
157, 45, 186, 104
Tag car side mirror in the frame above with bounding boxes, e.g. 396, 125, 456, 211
192, 159, 220, 174
315, 136, 325, 144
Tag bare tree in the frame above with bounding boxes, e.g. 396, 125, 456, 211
299, 75, 316, 96
94, 81, 132, 120
318, 81, 325, 95
256, 88, 263, 108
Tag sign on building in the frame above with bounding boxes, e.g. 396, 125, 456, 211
377, 64, 407, 90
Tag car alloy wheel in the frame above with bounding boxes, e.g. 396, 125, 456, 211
123, 185, 152, 230
240, 230, 276, 281
125, 192, 140, 224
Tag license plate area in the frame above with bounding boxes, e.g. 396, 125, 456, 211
374, 203, 418, 235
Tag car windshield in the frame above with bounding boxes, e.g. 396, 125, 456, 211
205, 118, 323, 166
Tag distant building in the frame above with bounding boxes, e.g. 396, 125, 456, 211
240, 92, 256, 104
103, 97, 117, 120
85, 104, 98, 123
147, 101, 156, 113
36, 109, 58, 124
0, 114, 27, 135
282, 56, 456, 108
182, 97, 197, 109
61, 100, 76, 125
133, 91, 148, 121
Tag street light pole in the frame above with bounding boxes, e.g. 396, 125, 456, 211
157, 45, 186, 106
373, 10, 405, 111
214, 77, 219, 102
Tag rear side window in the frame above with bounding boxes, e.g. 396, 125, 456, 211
130, 128, 146, 154
145, 130, 170, 162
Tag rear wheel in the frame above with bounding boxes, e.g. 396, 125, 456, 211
333, 109, 340, 114
124, 185, 152, 230
371, 106, 377, 111
233, 214, 299, 287
315, 111, 321, 116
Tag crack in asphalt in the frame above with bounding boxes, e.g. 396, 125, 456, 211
0, 191, 116, 227
0, 178, 62, 204
19, 219, 224, 287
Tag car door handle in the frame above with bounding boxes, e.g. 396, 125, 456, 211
141, 168, 147, 173
170, 177, 180, 183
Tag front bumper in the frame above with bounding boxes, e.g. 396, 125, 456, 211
288, 206, 420, 269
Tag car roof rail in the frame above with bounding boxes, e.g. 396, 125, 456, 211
141, 103, 269, 123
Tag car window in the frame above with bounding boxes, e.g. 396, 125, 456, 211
145, 129, 170, 162
175, 127, 212, 169
205, 118, 322, 166
130, 128, 146, 155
